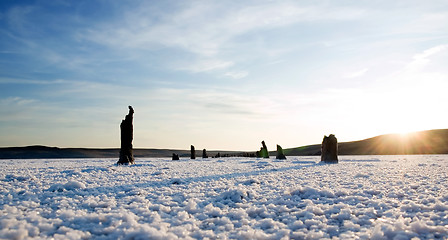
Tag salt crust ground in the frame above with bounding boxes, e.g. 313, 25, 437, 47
1, 155, 448, 239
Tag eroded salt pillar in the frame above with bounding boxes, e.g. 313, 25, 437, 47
117, 106, 135, 165
321, 134, 338, 163
259, 141, 269, 158
276, 144, 287, 160
191, 145, 196, 159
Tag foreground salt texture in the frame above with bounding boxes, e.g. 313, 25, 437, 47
1, 155, 448, 239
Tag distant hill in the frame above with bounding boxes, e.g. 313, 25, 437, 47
0, 145, 244, 159
283, 129, 448, 156
1, 129, 447, 159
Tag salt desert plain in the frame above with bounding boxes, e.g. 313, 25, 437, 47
1, 155, 448, 239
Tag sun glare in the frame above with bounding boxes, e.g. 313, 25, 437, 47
395, 126, 419, 138
396, 128, 415, 135
397, 130, 414, 139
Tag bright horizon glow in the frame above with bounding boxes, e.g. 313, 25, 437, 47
1, 1, 448, 151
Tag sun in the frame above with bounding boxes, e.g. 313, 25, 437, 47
396, 130, 416, 141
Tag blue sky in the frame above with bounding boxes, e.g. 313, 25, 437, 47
1, 0, 448, 150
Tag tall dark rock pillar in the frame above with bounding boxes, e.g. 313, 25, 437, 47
191, 145, 196, 159
259, 141, 269, 158
276, 144, 287, 159
117, 106, 135, 165
202, 149, 208, 158
321, 134, 338, 163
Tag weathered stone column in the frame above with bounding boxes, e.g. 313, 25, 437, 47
321, 134, 338, 163
259, 141, 269, 158
191, 145, 196, 159
276, 144, 287, 159
202, 149, 208, 158
117, 106, 135, 165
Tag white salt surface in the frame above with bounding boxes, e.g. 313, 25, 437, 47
1, 155, 448, 239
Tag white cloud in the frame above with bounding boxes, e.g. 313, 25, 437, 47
88, 2, 364, 54
178, 59, 234, 73
0, 77, 68, 85
81, 1, 366, 73
224, 71, 249, 79
406, 44, 448, 70
0, 96, 36, 106
413, 44, 447, 61
6, 6, 35, 32
343, 68, 369, 79
404, 11, 448, 34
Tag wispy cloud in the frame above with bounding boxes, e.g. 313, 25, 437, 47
177, 59, 234, 73
224, 71, 249, 79
0, 96, 36, 106
406, 44, 448, 70
413, 44, 447, 61
5, 5, 36, 33
81, 1, 366, 73
0, 77, 67, 85
343, 68, 369, 79
183, 90, 268, 117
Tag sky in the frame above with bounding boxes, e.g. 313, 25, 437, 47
0, 0, 447, 151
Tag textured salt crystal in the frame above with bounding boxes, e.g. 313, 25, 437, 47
1, 155, 448, 239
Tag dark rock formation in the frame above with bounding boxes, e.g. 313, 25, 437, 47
191, 145, 196, 159
248, 152, 257, 158
259, 141, 269, 158
202, 149, 208, 158
321, 134, 338, 163
214, 152, 221, 158
172, 153, 179, 160
276, 144, 287, 159
117, 106, 135, 165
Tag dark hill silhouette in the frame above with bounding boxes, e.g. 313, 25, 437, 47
0, 145, 244, 159
1, 129, 447, 159
283, 129, 448, 156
